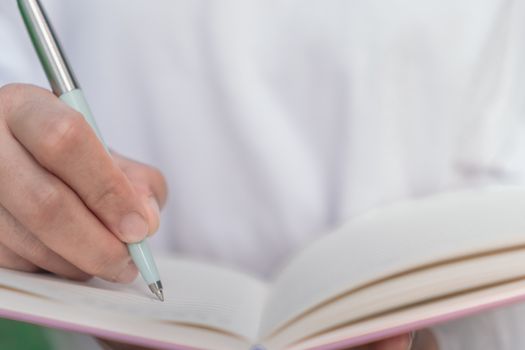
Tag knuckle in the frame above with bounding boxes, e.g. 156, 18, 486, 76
39, 111, 87, 159
18, 234, 50, 263
87, 171, 127, 208
0, 83, 50, 118
0, 83, 26, 117
27, 183, 64, 228
0, 83, 28, 99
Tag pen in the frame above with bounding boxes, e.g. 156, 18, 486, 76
17, 0, 164, 302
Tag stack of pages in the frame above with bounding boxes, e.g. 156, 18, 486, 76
1, 187, 525, 350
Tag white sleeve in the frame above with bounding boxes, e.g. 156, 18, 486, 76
0, 1, 47, 86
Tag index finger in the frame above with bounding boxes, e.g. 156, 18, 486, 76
4, 84, 149, 243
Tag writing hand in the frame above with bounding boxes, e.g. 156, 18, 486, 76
0, 83, 166, 282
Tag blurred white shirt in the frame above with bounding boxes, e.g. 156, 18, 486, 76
2, 1, 525, 349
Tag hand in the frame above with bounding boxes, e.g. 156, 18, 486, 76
352, 330, 438, 350
0, 83, 167, 282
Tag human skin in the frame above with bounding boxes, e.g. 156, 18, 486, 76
0, 83, 439, 350
350, 330, 438, 350
0, 83, 167, 282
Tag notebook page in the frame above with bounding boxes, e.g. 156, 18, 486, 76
0, 257, 268, 340
284, 278, 525, 350
266, 247, 525, 348
259, 187, 525, 338
0, 286, 251, 350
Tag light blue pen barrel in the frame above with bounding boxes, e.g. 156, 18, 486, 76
18, 0, 164, 301
61, 90, 163, 299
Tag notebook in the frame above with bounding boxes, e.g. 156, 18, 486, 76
1, 186, 525, 350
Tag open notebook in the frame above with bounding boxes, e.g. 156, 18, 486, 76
2, 186, 525, 350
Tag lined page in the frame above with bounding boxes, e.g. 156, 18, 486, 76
0, 257, 268, 340
260, 187, 525, 338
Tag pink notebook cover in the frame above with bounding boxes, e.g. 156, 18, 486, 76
2, 290, 525, 349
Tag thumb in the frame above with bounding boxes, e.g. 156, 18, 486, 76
111, 151, 168, 235
137, 191, 161, 236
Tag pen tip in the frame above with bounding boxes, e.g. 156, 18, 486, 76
148, 281, 165, 302
155, 289, 164, 302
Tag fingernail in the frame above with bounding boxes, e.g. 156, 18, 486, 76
148, 196, 160, 221
147, 197, 160, 234
119, 212, 148, 242
116, 261, 138, 283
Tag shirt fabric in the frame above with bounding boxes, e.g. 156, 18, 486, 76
1, 1, 525, 349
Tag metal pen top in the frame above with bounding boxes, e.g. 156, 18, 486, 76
17, 0, 165, 302
18, 0, 78, 96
